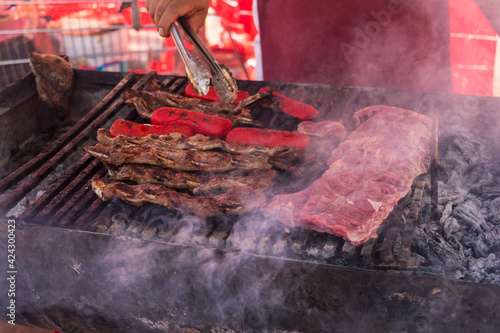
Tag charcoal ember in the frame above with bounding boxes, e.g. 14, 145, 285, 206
412, 226, 464, 271
439, 202, 460, 239
487, 198, 500, 225
453, 199, 490, 234
473, 226, 500, 258
471, 182, 500, 200
439, 134, 493, 185
464, 253, 500, 284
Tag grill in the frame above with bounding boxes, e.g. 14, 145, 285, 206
1, 70, 500, 332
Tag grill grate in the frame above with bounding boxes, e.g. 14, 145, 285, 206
1, 72, 431, 271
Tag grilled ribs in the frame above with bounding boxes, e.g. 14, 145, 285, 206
107, 164, 276, 195
84, 143, 272, 172
96, 129, 292, 156
92, 177, 269, 217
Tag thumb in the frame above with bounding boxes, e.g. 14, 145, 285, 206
184, 10, 208, 34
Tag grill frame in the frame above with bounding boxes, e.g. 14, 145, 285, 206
1, 71, 430, 272
1, 70, 500, 332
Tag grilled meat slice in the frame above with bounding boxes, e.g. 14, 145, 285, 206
30, 52, 74, 120
84, 143, 272, 172
107, 164, 201, 190
193, 168, 276, 195
107, 164, 276, 194
96, 129, 293, 156
263, 106, 432, 246
124, 90, 261, 127
91, 177, 268, 217
97, 128, 223, 150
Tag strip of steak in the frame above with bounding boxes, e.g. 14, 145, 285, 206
262, 106, 432, 246
84, 143, 272, 172
91, 177, 268, 217
106, 164, 276, 194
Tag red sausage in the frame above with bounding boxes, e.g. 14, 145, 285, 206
226, 128, 311, 151
185, 84, 250, 104
151, 107, 233, 138
258, 88, 319, 121
110, 119, 194, 137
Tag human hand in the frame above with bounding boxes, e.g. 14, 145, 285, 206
146, 0, 210, 38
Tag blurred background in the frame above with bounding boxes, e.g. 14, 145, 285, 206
0, 0, 257, 87
1, 0, 500, 96
0, 0, 500, 96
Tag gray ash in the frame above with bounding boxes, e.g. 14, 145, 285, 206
413, 129, 500, 284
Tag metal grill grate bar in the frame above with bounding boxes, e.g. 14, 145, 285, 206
0, 72, 135, 194
18, 154, 96, 221
0, 72, 157, 215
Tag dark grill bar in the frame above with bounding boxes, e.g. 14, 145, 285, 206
0, 72, 135, 194
1, 70, 500, 332
0, 72, 144, 213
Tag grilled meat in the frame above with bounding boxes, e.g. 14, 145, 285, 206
107, 164, 201, 190
107, 164, 276, 195
193, 169, 276, 195
96, 129, 293, 156
92, 177, 268, 217
84, 143, 272, 172
97, 128, 223, 150
124, 90, 262, 127
263, 106, 432, 246
297, 120, 347, 139
30, 52, 74, 120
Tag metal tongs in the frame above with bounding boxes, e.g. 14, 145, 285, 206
169, 18, 238, 103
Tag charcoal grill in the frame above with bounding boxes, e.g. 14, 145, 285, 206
1, 70, 500, 332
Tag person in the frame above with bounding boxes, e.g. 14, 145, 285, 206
145, 0, 500, 94
145, 0, 210, 38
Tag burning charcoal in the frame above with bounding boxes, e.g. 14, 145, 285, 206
439, 202, 461, 239
439, 134, 493, 185
473, 226, 500, 258
412, 227, 464, 270
487, 198, 500, 225
471, 182, 500, 200
453, 200, 490, 234
464, 253, 500, 284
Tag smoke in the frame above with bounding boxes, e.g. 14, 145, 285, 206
342, 0, 453, 93
86, 195, 297, 331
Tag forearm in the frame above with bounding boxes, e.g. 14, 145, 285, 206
473, 0, 500, 35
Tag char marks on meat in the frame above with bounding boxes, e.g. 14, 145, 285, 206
92, 177, 269, 217
107, 164, 276, 195
84, 143, 272, 172
262, 106, 432, 246
124, 90, 262, 127
96, 129, 292, 156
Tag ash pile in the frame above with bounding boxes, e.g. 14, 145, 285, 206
414, 128, 500, 284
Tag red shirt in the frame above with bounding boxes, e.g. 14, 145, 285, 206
257, 0, 452, 93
